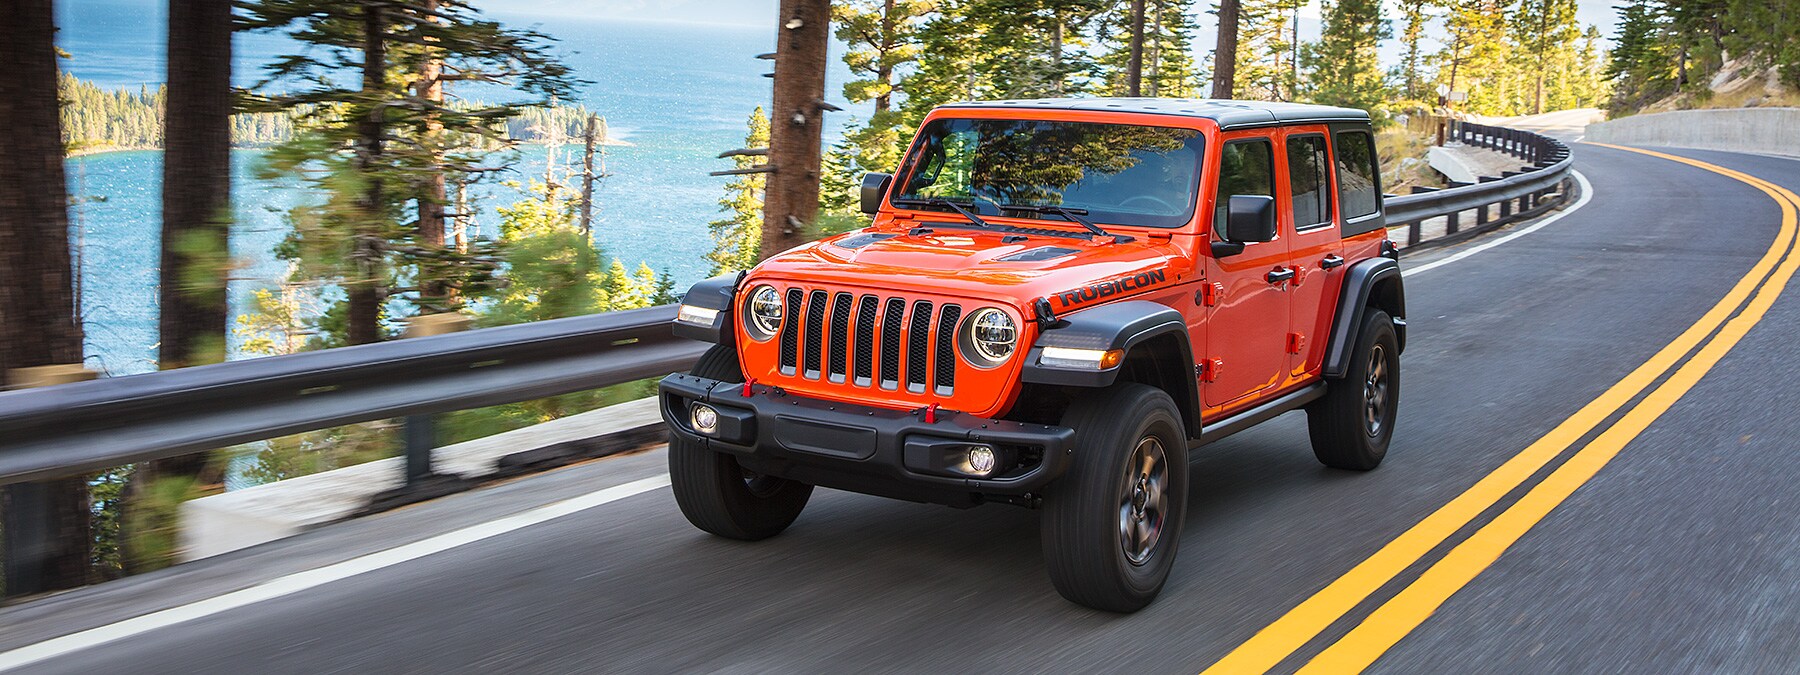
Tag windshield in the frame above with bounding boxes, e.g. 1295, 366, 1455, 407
893, 118, 1206, 229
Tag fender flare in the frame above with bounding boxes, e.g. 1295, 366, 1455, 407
1021, 300, 1202, 439
670, 273, 740, 343
1323, 257, 1406, 378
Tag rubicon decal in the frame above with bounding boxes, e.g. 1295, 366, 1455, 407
1053, 269, 1168, 308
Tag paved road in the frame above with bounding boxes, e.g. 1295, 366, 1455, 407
5, 144, 1799, 673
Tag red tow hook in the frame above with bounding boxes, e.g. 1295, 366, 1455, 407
741, 377, 756, 397
923, 403, 938, 423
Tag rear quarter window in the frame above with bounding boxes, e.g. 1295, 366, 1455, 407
1334, 130, 1381, 220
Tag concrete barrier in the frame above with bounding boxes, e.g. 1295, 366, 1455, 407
1585, 108, 1800, 157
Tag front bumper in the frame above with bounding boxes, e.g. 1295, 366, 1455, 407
659, 374, 1075, 507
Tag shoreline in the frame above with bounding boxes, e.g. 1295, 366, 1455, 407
65, 137, 633, 161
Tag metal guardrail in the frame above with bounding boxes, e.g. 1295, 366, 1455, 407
0, 305, 706, 485
1385, 121, 1575, 249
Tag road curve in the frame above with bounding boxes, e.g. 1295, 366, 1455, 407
4, 144, 1800, 674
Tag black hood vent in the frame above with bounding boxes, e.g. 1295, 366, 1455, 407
834, 232, 898, 249
997, 246, 1080, 262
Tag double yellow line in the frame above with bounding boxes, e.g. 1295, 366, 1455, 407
1202, 146, 1800, 674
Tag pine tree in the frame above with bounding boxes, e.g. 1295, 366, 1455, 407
1097, 0, 1200, 97
823, 0, 933, 215
1434, 0, 1513, 115
1233, 0, 1304, 100
709, 108, 771, 275
1512, 0, 1579, 114
1301, 0, 1392, 112
238, 0, 578, 344
1394, 0, 1441, 99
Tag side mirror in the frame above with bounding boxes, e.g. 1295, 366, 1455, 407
1225, 195, 1278, 243
1212, 194, 1277, 258
860, 172, 893, 215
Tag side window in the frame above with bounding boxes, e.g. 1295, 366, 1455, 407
1334, 130, 1381, 220
1214, 138, 1274, 233
1286, 135, 1332, 228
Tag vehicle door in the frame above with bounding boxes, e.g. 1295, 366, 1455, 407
1279, 127, 1346, 386
1203, 132, 1290, 410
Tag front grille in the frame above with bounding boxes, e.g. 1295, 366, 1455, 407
803, 290, 827, 378
853, 295, 878, 386
827, 293, 852, 383
880, 298, 905, 389
906, 300, 934, 393
934, 305, 961, 396
774, 287, 962, 398
779, 288, 803, 374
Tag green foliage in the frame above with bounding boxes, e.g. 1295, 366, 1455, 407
708, 107, 770, 275
1094, 0, 1200, 97
1301, 0, 1392, 114
1233, 0, 1306, 100
239, 0, 579, 342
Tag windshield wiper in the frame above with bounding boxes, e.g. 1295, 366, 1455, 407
891, 197, 993, 230
1002, 204, 1117, 241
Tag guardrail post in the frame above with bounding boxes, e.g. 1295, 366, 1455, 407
1446, 209, 1460, 235
402, 314, 470, 486
3, 364, 98, 598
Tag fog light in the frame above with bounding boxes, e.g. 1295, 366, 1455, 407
691, 404, 719, 434
964, 445, 997, 476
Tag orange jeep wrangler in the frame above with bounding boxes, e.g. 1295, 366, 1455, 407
661, 98, 1405, 612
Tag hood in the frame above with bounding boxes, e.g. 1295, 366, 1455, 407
749, 225, 1191, 310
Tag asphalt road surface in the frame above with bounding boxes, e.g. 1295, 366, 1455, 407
4, 144, 1799, 674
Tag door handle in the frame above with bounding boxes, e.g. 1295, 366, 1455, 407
1320, 254, 1345, 269
1266, 267, 1296, 284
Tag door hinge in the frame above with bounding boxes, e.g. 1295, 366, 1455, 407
1199, 282, 1223, 307
1286, 332, 1306, 355
1197, 359, 1222, 383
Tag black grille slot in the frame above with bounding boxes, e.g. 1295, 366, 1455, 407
905, 300, 934, 393
880, 298, 905, 389
934, 305, 961, 395
803, 290, 827, 379
827, 293, 852, 383
854, 295, 878, 386
779, 288, 803, 375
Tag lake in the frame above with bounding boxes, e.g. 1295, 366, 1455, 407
55, 0, 869, 375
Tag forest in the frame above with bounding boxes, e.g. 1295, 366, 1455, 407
1607, 0, 1800, 113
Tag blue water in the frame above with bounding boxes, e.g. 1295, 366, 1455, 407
56, 0, 869, 375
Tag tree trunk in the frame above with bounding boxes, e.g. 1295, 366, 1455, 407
350, 4, 387, 345
159, 0, 232, 370
124, 0, 233, 575
1210, 0, 1239, 99
875, 0, 895, 113
415, 0, 449, 311
581, 113, 597, 234
1050, 18, 1064, 96
1147, 3, 1163, 97
759, 0, 831, 262
1126, 0, 1146, 96
0, 0, 91, 595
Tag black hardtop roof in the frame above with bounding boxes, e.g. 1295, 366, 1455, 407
936, 97, 1371, 129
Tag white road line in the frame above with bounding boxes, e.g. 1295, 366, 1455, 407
0, 166, 1601, 669
1403, 169, 1594, 278
0, 474, 672, 672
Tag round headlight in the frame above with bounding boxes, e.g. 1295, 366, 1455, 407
744, 285, 783, 341
963, 308, 1017, 366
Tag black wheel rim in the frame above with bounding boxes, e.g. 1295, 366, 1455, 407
1364, 343, 1389, 437
1118, 436, 1168, 566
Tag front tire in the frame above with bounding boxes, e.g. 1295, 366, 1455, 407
1307, 309, 1399, 470
669, 343, 813, 540
1041, 383, 1188, 613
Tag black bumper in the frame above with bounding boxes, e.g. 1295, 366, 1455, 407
659, 374, 1075, 507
